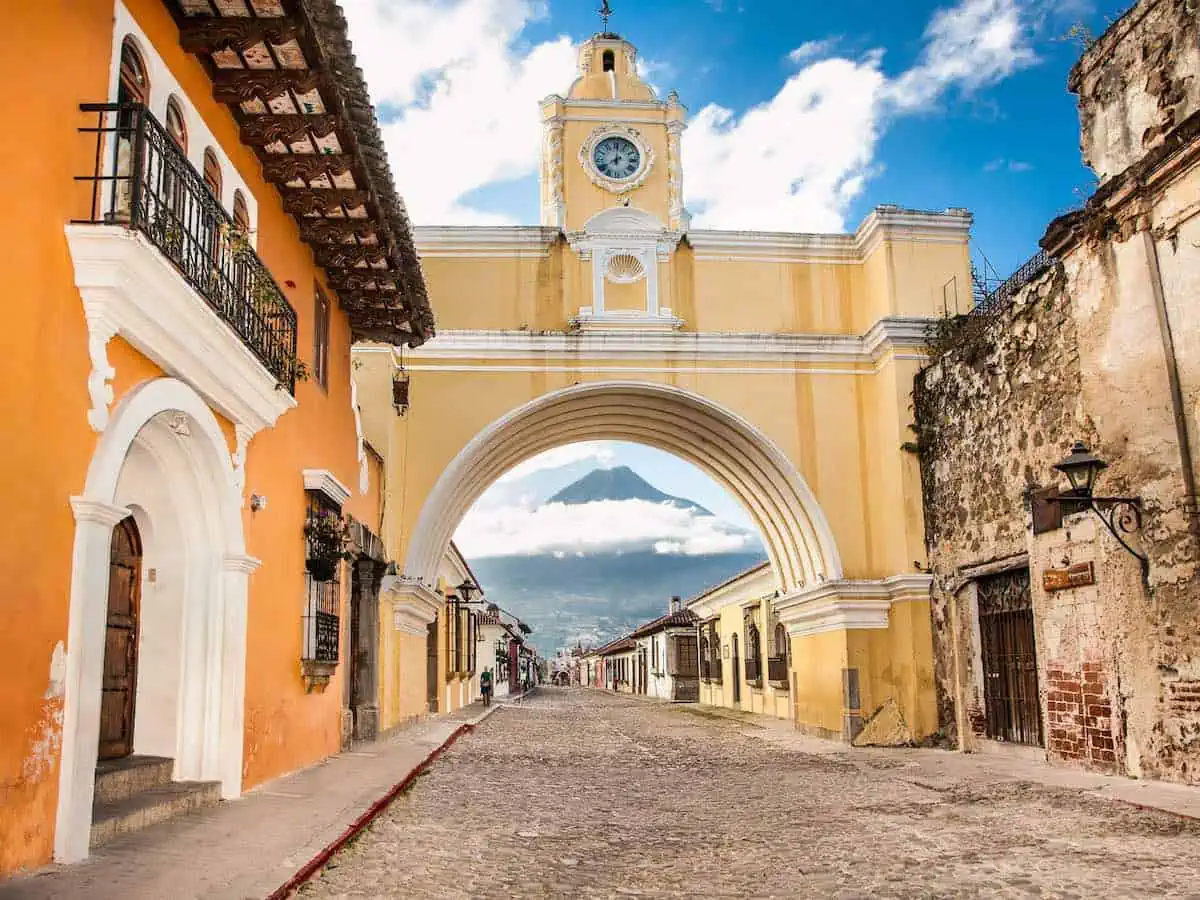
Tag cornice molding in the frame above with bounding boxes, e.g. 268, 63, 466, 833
775, 574, 933, 637
414, 226, 560, 258
65, 225, 296, 435
688, 206, 972, 263
69, 497, 131, 528
302, 468, 352, 508
380, 575, 443, 631
401, 317, 932, 366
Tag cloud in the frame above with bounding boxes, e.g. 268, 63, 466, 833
887, 0, 1038, 110
685, 0, 1038, 231
343, 0, 1037, 229
788, 38, 842, 65
455, 498, 758, 558
497, 441, 617, 483
984, 157, 1035, 172
341, 0, 576, 224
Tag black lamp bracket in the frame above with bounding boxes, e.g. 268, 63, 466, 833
1059, 494, 1148, 576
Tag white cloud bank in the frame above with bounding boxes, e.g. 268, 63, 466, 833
455, 498, 758, 558
496, 441, 616, 483
343, 0, 1038, 229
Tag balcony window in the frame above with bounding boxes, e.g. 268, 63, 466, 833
232, 189, 250, 233
76, 103, 299, 391
203, 147, 222, 201
119, 39, 149, 106
165, 96, 187, 153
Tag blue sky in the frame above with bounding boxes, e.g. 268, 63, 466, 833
344, 0, 1130, 277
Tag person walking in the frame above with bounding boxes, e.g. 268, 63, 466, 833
480, 668, 493, 706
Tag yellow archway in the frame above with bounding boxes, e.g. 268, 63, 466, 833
401, 380, 842, 594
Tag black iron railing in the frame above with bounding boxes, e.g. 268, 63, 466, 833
744, 657, 762, 684
303, 574, 341, 663
768, 656, 788, 683
971, 249, 1056, 317
76, 103, 298, 391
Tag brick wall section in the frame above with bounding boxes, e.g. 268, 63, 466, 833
1046, 663, 1119, 772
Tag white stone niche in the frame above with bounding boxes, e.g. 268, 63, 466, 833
566, 207, 684, 334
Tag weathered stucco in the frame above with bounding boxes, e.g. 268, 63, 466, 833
1071, 0, 1200, 181
916, 0, 1200, 783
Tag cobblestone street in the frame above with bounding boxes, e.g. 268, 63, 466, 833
302, 689, 1200, 899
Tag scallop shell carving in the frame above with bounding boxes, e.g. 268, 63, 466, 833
605, 252, 646, 284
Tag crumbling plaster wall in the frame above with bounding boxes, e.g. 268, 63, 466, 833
1071, 0, 1200, 181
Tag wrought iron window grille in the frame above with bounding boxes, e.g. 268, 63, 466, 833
76, 102, 299, 391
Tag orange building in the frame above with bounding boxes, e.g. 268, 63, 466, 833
0, 0, 431, 875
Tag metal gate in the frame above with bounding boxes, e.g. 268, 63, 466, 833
977, 568, 1042, 746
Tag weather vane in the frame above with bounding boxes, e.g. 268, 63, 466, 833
599, 0, 613, 31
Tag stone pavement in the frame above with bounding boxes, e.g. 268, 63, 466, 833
0, 702, 496, 900
303, 688, 1200, 899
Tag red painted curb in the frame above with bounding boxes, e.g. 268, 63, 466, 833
266, 718, 480, 899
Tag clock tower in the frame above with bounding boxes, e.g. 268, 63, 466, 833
539, 26, 688, 329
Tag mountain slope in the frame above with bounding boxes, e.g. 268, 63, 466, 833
546, 465, 712, 515
470, 550, 767, 653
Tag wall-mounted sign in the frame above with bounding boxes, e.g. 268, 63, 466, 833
1043, 561, 1096, 592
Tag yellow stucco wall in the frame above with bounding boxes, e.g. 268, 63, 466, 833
379, 628, 429, 732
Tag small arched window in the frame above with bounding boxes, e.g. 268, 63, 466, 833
202, 148, 222, 201
118, 38, 149, 105
602, 49, 615, 72
773, 623, 788, 660
232, 190, 250, 233
165, 97, 187, 153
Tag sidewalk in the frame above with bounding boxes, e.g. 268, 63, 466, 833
0, 703, 498, 900
669, 698, 1200, 821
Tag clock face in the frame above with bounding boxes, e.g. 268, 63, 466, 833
593, 136, 641, 180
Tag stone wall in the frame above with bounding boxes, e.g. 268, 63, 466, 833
915, 0, 1200, 784
1071, 0, 1200, 181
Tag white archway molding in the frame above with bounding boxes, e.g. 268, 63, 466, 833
403, 381, 842, 593
55, 378, 257, 864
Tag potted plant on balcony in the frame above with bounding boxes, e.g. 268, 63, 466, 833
304, 509, 350, 583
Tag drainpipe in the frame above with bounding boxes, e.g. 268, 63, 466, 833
1143, 228, 1200, 539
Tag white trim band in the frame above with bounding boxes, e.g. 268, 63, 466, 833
303, 468, 353, 507
776, 574, 933, 637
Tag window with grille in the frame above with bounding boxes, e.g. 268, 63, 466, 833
313, 282, 330, 389
745, 617, 763, 684
302, 492, 341, 664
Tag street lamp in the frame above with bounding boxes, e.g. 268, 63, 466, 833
1051, 441, 1147, 576
1053, 441, 1108, 497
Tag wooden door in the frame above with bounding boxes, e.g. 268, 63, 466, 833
426, 620, 439, 712
99, 518, 141, 760
979, 568, 1043, 746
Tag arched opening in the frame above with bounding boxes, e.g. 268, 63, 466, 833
164, 96, 187, 153
202, 147, 222, 201
232, 189, 250, 233
118, 38, 149, 106
55, 378, 254, 863
403, 381, 841, 595
602, 49, 615, 72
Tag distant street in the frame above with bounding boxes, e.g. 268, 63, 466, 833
303, 690, 1200, 898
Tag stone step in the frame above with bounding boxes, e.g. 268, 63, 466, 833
91, 780, 221, 849
93, 755, 174, 805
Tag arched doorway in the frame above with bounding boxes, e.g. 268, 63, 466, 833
56, 378, 254, 863
401, 381, 842, 595
99, 518, 142, 761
